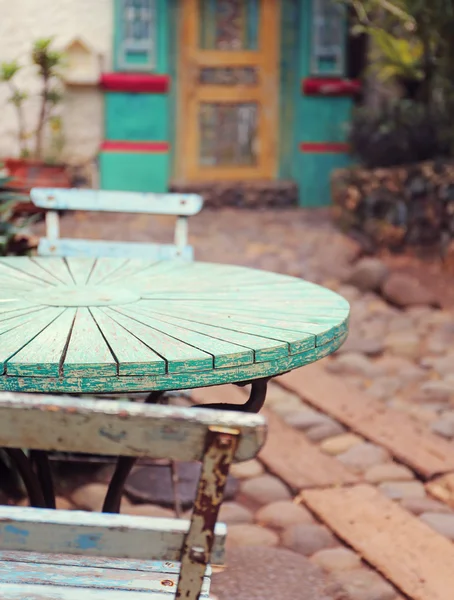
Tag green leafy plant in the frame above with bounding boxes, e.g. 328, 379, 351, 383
0, 38, 65, 161
348, 100, 452, 168
339, 0, 454, 107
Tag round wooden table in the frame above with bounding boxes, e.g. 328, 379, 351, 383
0, 256, 349, 510
0, 257, 349, 393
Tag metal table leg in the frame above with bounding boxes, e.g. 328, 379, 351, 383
103, 378, 269, 514
102, 390, 165, 513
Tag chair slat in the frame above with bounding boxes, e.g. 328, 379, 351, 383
0, 506, 226, 563
38, 239, 194, 261
0, 557, 211, 594
0, 582, 184, 599
30, 189, 203, 216
0, 393, 267, 461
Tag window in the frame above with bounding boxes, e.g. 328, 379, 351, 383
117, 0, 157, 71
311, 0, 346, 76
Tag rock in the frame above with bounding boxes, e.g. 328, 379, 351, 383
283, 409, 334, 431
365, 377, 402, 401
375, 355, 415, 376
71, 483, 131, 512
55, 497, 74, 510
400, 496, 452, 515
420, 513, 454, 540
281, 523, 338, 556
226, 524, 279, 548
266, 390, 303, 416
240, 474, 291, 505
218, 502, 254, 524
427, 354, 454, 377
327, 353, 378, 377
387, 314, 414, 332
399, 365, 426, 384
364, 463, 414, 484
335, 335, 385, 357
346, 258, 389, 292
265, 384, 301, 409
430, 419, 454, 439
377, 481, 426, 500
337, 443, 390, 472
320, 433, 364, 456
338, 284, 361, 303
335, 568, 397, 600
306, 421, 346, 443
211, 546, 348, 600
417, 381, 454, 403
125, 462, 238, 508
311, 547, 362, 572
230, 459, 264, 479
256, 500, 314, 529
124, 504, 175, 518
382, 273, 439, 308
384, 332, 421, 360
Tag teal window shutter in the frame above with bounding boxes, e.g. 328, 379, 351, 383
117, 0, 157, 71
311, 0, 346, 76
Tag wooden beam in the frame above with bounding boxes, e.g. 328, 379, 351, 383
278, 363, 454, 478
192, 386, 358, 490
259, 408, 358, 490
303, 484, 454, 600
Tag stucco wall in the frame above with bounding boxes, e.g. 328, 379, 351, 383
0, 0, 113, 164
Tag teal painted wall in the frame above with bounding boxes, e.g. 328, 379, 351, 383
102, 0, 171, 193
105, 94, 169, 141
293, 0, 354, 207
100, 152, 169, 193
296, 152, 351, 207
113, 0, 170, 73
279, 0, 301, 179
167, 0, 179, 177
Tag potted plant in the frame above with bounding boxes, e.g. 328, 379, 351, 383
0, 38, 70, 194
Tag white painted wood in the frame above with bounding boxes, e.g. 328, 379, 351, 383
0, 556, 212, 594
174, 217, 188, 251
0, 506, 226, 564
0, 551, 207, 574
37, 238, 194, 260
45, 211, 60, 240
0, 393, 267, 461
30, 189, 203, 216
0, 582, 193, 599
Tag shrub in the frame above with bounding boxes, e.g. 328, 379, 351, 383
348, 100, 452, 168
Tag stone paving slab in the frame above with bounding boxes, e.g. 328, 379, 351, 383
278, 364, 454, 478
303, 484, 454, 600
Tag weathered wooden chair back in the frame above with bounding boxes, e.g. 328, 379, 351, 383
30, 188, 204, 260
0, 393, 266, 599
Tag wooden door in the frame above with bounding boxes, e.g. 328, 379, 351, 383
177, 0, 280, 181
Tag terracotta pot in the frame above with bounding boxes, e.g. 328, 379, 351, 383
4, 158, 71, 214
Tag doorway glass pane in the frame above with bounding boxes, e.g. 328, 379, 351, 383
199, 0, 260, 50
199, 102, 258, 166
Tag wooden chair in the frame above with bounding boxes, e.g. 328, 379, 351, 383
29, 188, 204, 261
0, 393, 266, 599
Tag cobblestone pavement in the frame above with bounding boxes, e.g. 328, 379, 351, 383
26, 207, 454, 600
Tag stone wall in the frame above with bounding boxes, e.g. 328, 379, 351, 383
0, 0, 112, 164
331, 160, 454, 254
170, 180, 298, 209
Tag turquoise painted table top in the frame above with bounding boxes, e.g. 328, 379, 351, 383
0, 257, 349, 393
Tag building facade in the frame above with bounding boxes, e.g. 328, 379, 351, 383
0, 0, 359, 206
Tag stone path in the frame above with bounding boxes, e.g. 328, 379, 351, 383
24, 207, 454, 599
